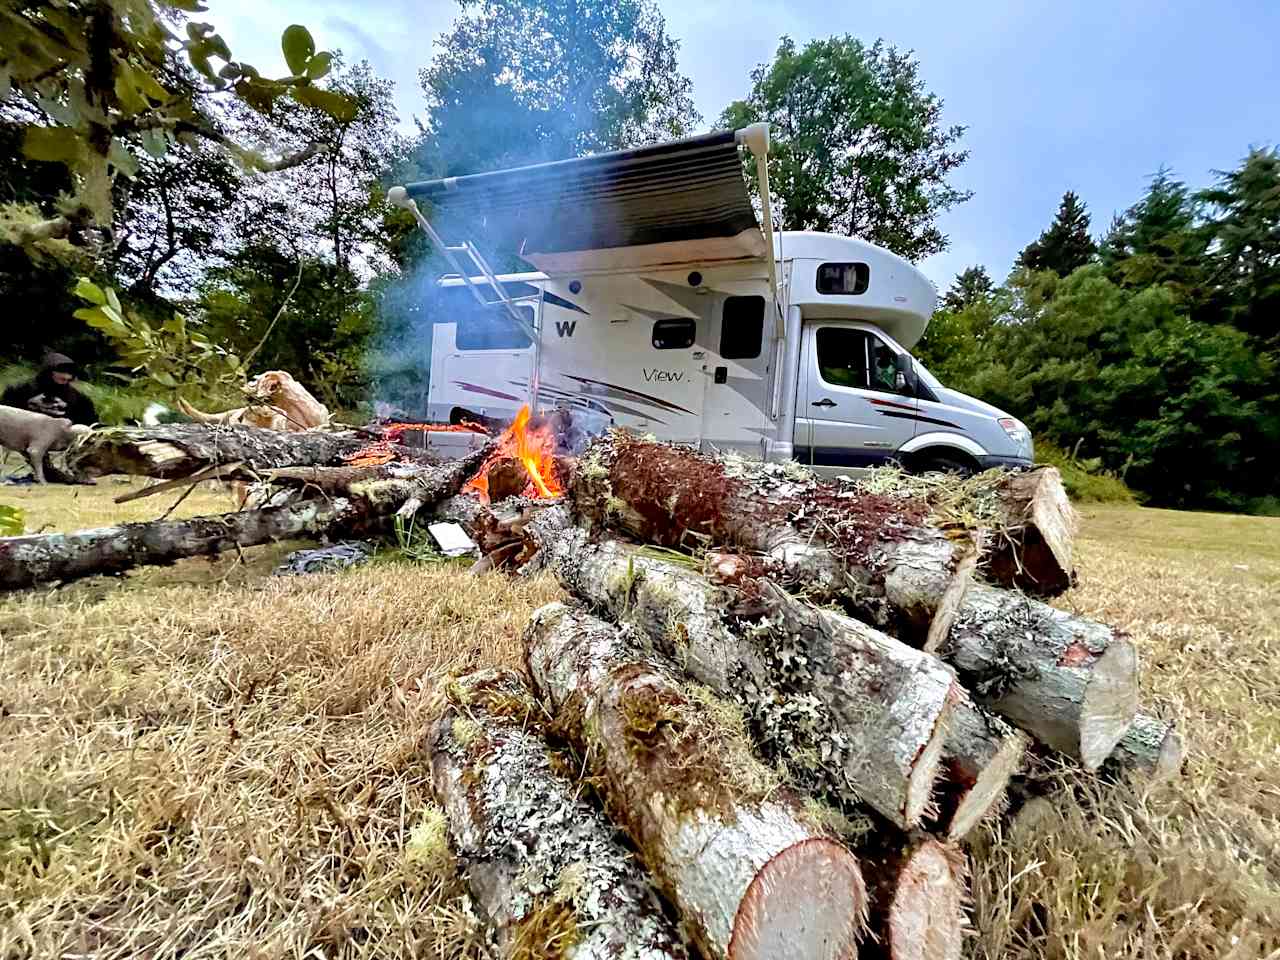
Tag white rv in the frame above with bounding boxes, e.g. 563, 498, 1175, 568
389, 126, 1032, 475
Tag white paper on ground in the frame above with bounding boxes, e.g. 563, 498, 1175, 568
428, 522, 477, 557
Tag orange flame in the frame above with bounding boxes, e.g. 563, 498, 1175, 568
466, 404, 562, 502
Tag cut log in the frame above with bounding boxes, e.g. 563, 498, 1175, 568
525, 604, 865, 960
542, 531, 959, 829
427, 670, 689, 959
0, 498, 360, 590
0, 451, 488, 590
67, 423, 426, 481
988, 467, 1077, 595
486, 457, 529, 503
859, 835, 965, 960
1101, 713, 1183, 782
933, 698, 1027, 841
943, 584, 1138, 769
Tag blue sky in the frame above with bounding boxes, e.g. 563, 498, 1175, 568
209, 0, 1279, 288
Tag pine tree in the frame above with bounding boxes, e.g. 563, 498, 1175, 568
1018, 191, 1097, 277
942, 265, 994, 310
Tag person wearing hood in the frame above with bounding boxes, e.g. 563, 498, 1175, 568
2, 353, 99, 426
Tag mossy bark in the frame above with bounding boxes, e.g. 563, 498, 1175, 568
542, 531, 959, 830
1101, 712, 1182, 782
525, 605, 865, 960
427, 670, 689, 960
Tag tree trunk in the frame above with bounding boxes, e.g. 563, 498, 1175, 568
427, 670, 689, 960
1101, 713, 1182, 782
943, 583, 1138, 769
988, 467, 1077, 595
858, 835, 965, 960
0, 498, 360, 590
524, 604, 866, 960
541, 531, 959, 830
68, 424, 431, 481
1, 452, 487, 590
933, 698, 1027, 841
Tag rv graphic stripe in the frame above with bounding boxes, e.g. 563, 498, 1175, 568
562, 374, 697, 416
876, 410, 962, 430
453, 381, 523, 402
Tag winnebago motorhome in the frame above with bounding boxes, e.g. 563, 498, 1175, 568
388, 125, 1032, 475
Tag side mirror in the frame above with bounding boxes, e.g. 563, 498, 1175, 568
894, 371, 907, 392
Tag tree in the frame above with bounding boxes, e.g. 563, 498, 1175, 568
1, 2, 350, 249
417, 0, 700, 177
1017, 191, 1097, 277
719, 36, 970, 261
943, 265, 994, 311
1199, 147, 1280, 349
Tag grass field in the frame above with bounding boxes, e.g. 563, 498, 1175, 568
0, 482, 1277, 959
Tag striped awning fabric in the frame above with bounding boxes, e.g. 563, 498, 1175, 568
403, 130, 766, 271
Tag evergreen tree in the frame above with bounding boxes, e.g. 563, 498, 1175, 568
1018, 190, 1097, 277
943, 265, 994, 310
1098, 169, 1208, 304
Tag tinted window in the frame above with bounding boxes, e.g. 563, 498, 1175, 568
816, 262, 870, 295
816, 328, 870, 388
720, 296, 765, 359
456, 303, 534, 350
652, 318, 696, 349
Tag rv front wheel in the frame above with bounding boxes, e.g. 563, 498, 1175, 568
911, 450, 978, 478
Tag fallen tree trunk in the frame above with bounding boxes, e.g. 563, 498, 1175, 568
0, 450, 489, 590
428, 670, 689, 959
525, 604, 866, 960
943, 584, 1138, 769
858, 835, 965, 960
0, 498, 360, 590
934, 699, 1027, 841
1101, 713, 1182, 782
542, 531, 959, 829
988, 466, 1077, 595
68, 423, 424, 481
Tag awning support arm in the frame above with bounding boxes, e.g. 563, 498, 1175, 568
735, 123, 781, 335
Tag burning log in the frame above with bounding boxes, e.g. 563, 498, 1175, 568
525, 604, 866, 960
542, 531, 959, 829
486, 457, 531, 503
987, 466, 1077, 595
67, 424, 385, 480
428, 670, 689, 959
1101, 713, 1183, 782
466, 405, 565, 503
1, 450, 489, 590
934, 699, 1028, 841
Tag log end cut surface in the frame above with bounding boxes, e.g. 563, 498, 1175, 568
885, 840, 964, 960
905, 709, 952, 829
728, 837, 865, 960
943, 730, 1025, 842
1078, 639, 1140, 769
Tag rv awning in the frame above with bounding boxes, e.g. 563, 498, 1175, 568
403, 130, 767, 274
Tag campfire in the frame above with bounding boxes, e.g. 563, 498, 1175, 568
465, 404, 563, 502
343, 419, 490, 468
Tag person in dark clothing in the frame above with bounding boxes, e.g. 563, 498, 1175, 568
2, 352, 98, 426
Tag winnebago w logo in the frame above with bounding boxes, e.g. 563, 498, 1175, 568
555, 320, 577, 338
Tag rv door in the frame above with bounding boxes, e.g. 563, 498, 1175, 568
794, 322, 918, 471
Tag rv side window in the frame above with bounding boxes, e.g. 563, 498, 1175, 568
455, 304, 534, 351
720, 296, 765, 359
652, 318, 696, 349
815, 328, 871, 388
816, 262, 870, 296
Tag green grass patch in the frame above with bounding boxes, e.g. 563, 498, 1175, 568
1035, 438, 1137, 504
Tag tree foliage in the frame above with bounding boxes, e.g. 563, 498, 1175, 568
720, 36, 970, 261
942, 265, 994, 311
1017, 190, 1097, 277
418, 0, 699, 177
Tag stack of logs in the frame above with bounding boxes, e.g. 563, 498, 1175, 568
0, 424, 1182, 959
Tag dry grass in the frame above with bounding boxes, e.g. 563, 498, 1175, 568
1, 486, 1278, 958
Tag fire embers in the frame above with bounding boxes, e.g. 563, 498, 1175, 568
344, 420, 489, 467
466, 405, 567, 503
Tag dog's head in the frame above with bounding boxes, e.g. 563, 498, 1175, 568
244, 370, 296, 402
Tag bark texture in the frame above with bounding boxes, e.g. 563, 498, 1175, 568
1102, 713, 1183, 782
0, 498, 360, 590
988, 467, 1077, 596
942, 584, 1138, 769
934, 697, 1027, 841
525, 604, 865, 960
428, 670, 689, 959
542, 531, 958, 829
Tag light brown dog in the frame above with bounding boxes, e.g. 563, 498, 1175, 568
0, 404, 92, 483
177, 370, 329, 433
